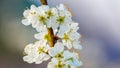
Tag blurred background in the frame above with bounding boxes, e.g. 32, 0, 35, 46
0, 0, 120, 68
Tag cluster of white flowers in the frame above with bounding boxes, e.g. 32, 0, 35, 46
22, 4, 82, 68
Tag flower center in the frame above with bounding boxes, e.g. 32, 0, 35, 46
63, 34, 69, 41
67, 57, 74, 62
38, 46, 45, 54
55, 61, 65, 68
45, 10, 54, 18
68, 64, 71, 68
39, 15, 46, 24
55, 52, 63, 58
30, 12, 36, 15
57, 16, 65, 24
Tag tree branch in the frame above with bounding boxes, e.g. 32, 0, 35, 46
40, 0, 48, 5
40, 0, 56, 47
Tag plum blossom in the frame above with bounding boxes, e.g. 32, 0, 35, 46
62, 23, 82, 50
22, 3, 83, 68
23, 41, 50, 64
48, 42, 82, 68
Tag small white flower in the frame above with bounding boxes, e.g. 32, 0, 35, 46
24, 5, 37, 18
24, 43, 35, 55
62, 32, 82, 50
46, 8, 59, 30
61, 22, 82, 50
48, 59, 77, 68
35, 52, 50, 64
23, 43, 38, 63
34, 25, 48, 40
23, 40, 50, 64
57, 23, 70, 37
38, 5, 49, 13
55, 4, 73, 37
48, 50, 81, 68
57, 4, 72, 18
48, 58, 66, 68
48, 42, 64, 58
63, 51, 83, 67
22, 5, 38, 26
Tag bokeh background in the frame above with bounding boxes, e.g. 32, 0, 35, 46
0, 0, 120, 68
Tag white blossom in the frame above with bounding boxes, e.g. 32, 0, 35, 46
61, 23, 82, 50
63, 51, 83, 67
23, 41, 50, 64
22, 5, 38, 26
22, 3, 83, 68
48, 58, 66, 68
48, 42, 82, 68
34, 25, 48, 40
48, 42, 64, 58
56, 4, 72, 37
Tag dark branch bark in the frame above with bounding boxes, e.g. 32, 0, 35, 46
40, 0, 48, 5
47, 28, 54, 47
40, 0, 56, 47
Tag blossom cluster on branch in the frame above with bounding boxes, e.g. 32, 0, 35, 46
22, 4, 83, 68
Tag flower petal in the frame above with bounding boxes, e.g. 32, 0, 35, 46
22, 19, 31, 26
48, 47, 57, 57
54, 42, 64, 53
73, 41, 82, 50
23, 10, 30, 18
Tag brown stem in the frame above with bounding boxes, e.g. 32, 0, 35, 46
40, 0, 56, 47
47, 28, 54, 47
40, 0, 48, 5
